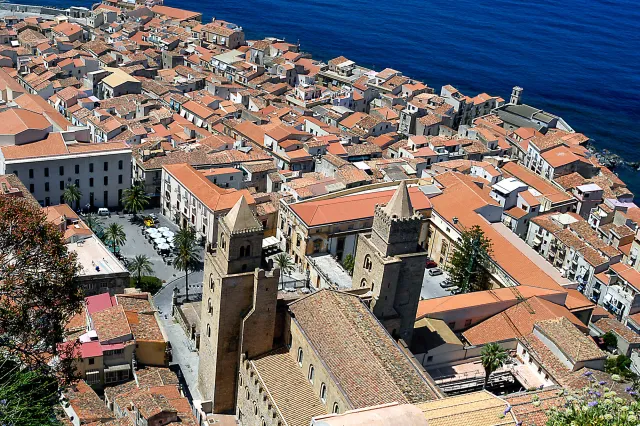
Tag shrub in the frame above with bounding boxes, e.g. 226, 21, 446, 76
130, 275, 163, 294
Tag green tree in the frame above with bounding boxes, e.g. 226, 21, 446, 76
121, 183, 150, 218
447, 225, 493, 293
83, 213, 103, 235
605, 355, 636, 379
0, 358, 63, 426
0, 196, 83, 423
62, 184, 82, 211
174, 226, 198, 302
274, 252, 294, 288
480, 343, 508, 389
128, 254, 153, 287
602, 331, 618, 349
104, 222, 126, 254
342, 254, 355, 275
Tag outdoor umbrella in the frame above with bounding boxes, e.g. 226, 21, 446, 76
162, 230, 174, 238
157, 243, 170, 251
158, 227, 169, 233
154, 237, 167, 245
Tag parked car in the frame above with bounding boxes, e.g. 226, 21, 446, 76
440, 279, 456, 288
428, 268, 443, 276
97, 208, 110, 216
425, 260, 438, 269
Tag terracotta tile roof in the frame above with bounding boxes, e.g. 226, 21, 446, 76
289, 290, 439, 407
290, 186, 431, 227
593, 317, 640, 344
417, 390, 516, 426
0, 108, 51, 134
535, 317, 605, 362
65, 380, 115, 424
163, 163, 255, 212
504, 388, 567, 426
500, 162, 573, 205
151, 5, 201, 21
416, 286, 565, 319
251, 348, 326, 426
91, 305, 132, 343
564, 289, 594, 311
462, 297, 587, 345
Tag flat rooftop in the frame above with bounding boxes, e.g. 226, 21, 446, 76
67, 235, 127, 276
308, 253, 353, 289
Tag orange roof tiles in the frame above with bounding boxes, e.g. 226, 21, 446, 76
290, 186, 431, 227
462, 297, 587, 346
163, 163, 254, 212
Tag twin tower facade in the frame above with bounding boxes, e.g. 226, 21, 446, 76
198, 181, 426, 413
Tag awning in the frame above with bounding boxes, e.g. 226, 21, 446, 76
533, 238, 542, 245
604, 294, 612, 303
104, 364, 130, 373
262, 236, 279, 249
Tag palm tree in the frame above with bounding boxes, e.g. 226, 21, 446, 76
174, 226, 198, 302
129, 254, 153, 287
274, 253, 294, 288
121, 184, 150, 218
104, 223, 126, 255
83, 213, 103, 234
62, 184, 82, 211
480, 343, 509, 389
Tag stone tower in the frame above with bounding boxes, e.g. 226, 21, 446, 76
510, 86, 523, 105
197, 196, 279, 413
352, 181, 428, 344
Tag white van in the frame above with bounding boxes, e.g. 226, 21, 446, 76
97, 208, 110, 216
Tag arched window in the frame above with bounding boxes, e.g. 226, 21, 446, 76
308, 365, 314, 384
245, 244, 251, 257
360, 278, 367, 288
221, 237, 226, 249
207, 298, 213, 314
297, 347, 303, 366
245, 386, 250, 400
363, 254, 372, 271
254, 402, 258, 415
371, 282, 375, 292
320, 383, 327, 402
333, 403, 340, 414
261, 418, 266, 426
240, 246, 245, 257
207, 324, 211, 337
313, 239, 322, 253
209, 274, 214, 290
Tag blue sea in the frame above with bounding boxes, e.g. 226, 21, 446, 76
21, 0, 640, 194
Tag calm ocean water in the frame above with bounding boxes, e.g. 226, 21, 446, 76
20, 0, 640, 194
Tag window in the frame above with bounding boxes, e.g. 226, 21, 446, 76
29, 183, 34, 193
103, 161, 108, 171
29, 169, 34, 179
104, 176, 108, 186
464, 319, 472, 328
75, 179, 80, 188
245, 244, 251, 257
118, 160, 123, 170
427, 356, 433, 363
333, 403, 339, 414
207, 324, 211, 337
308, 365, 314, 383
59, 166, 64, 176
44, 182, 49, 192
240, 246, 245, 257
209, 275, 215, 290
75, 164, 79, 174
320, 383, 327, 402
313, 239, 322, 253
118, 174, 123, 184
44, 167, 49, 177
363, 255, 372, 271
253, 402, 258, 416
297, 347, 303, 366
360, 278, 367, 288
448, 321, 455, 329
89, 178, 94, 187
207, 298, 213, 314
59, 181, 64, 190
89, 163, 93, 173
245, 386, 250, 400
261, 419, 266, 426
